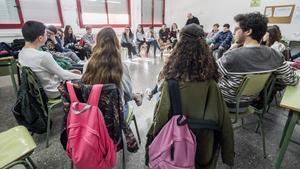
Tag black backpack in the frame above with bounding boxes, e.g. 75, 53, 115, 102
11, 39, 25, 51
0, 42, 20, 58
12, 67, 50, 134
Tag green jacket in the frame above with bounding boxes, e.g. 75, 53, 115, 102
145, 80, 234, 169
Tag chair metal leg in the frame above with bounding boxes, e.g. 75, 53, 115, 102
132, 115, 141, 144
274, 94, 279, 106
255, 122, 260, 133
26, 157, 37, 169
3, 160, 28, 169
241, 118, 245, 129
46, 108, 52, 148
258, 114, 266, 158
274, 112, 299, 169
122, 146, 126, 169
279, 111, 293, 148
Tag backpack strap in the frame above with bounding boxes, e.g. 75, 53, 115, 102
188, 119, 221, 131
66, 81, 79, 103
86, 84, 103, 107
167, 79, 183, 116
168, 80, 189, 126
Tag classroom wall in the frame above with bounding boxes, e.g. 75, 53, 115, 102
165, 0, 300, 41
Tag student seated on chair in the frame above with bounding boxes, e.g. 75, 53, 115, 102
135, 24, 146, 56
44, 25, 83, 65
121, 27, 137, 59
217, 12, 299, 112
146, 26, 160, 57
18, 21, 81, 99
83, 28, 143, 118
64, 25, 87, 60
210, 23, 233, 59
145, 23, 234, 169
82, 26, 95, 53
206, 23, 220, 45
78, 27, 139, 152
261, 26, 286, 54
169, 23, 180, 48
158, 24, 171, 51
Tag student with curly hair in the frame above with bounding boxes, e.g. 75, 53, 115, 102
217, 12, 299, 112
145, 23, 234, 169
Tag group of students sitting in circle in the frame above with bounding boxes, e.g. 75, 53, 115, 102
121, 23, 180, 59
17, 11, 299, 168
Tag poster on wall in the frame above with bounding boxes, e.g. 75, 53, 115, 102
250, 0, 261, 7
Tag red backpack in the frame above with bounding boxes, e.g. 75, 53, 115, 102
66, 82, 116, 169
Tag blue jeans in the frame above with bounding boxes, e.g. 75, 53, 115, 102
123, 102, 129, 120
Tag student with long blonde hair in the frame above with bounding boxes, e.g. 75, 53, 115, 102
82, 27, 143, 114
82, 28, 123, 85
81, 27, 139, 152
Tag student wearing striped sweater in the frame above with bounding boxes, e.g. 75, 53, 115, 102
217, 12, 299, 111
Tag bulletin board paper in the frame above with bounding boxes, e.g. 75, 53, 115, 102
273, 7, 293, 17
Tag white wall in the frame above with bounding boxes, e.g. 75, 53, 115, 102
165, 0, 300, 41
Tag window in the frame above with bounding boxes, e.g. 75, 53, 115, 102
77, 0, 131, 28
0, 0, 23, 28
0, 0, 64, 29
19, 0, 64, 27
141, 0, 165, 27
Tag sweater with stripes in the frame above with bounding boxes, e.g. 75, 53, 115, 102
217, 46, 299, 107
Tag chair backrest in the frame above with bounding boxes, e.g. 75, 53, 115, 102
237, 73, 271, 99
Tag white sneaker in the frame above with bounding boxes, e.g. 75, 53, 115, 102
77, 60, 86, 64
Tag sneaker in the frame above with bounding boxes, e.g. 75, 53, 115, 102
77, 60, 86, 64
134, 93, 144, 106
145, 88, 153, 101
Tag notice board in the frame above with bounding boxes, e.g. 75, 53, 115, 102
264, 4, 295, 23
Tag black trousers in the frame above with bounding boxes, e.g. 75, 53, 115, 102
121, 42, 137, 58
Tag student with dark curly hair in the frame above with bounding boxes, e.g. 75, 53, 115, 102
145, 23, 234, 169
217, 12, 299, 112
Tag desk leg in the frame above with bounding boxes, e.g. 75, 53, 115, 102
279, 111, 293, 148
274, 111, 299, 169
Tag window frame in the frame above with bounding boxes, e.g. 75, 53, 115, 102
0, 0, 64, 29
76, 0, 132, 28
141, 0, 165, 27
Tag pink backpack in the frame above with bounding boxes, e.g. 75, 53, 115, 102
149, 80, 197, 169
66, 82, 116, 169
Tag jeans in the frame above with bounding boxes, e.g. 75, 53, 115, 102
146, 40, 160, 56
